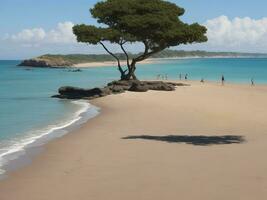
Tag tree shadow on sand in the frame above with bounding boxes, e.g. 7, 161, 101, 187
122, 135, 245, 146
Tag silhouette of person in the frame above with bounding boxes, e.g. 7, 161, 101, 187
179, 73, 182, 80
221, 75, 225, 85
251, 78, 255, 86
185, 74, 188, 81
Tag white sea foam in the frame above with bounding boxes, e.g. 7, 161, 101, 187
0, 100, 99, 175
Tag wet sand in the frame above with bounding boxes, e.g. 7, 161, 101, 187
1, 81, 267, 200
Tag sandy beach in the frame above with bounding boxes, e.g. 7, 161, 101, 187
73, 58, 158, 68
72, 57, 244, 68
1, 81, 267, 199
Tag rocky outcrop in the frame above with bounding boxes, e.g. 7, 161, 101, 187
128, 82, 149, 92
143, 81, 175, 91
52, 80, 190, 100
53, 86, 112, 99
18, 58, 73, 68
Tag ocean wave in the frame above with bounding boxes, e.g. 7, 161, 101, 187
0, 100, 99, 176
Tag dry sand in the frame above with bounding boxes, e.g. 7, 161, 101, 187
1, 81, 267, 200
74, 59, 157, 68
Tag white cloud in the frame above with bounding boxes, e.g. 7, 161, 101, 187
10, 28, 46, 42
203, 16, 267, 51
3, 16, 267, 58
46, 22, 76, 44
6, 21, 76, 46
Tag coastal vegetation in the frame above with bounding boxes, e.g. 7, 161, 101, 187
19, 50, 267, 68
72, 0, 207, 80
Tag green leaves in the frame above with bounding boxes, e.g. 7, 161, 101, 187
74, 0, 207, 51
73, 25, 124, 44
73, 25, 102, 44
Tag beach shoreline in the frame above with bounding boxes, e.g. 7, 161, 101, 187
73, 56, 262, 68
73, 58, 159, 68
0, 101, 100, 178
1, 81, 267, 199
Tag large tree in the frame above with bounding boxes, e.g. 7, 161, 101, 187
73, 0, 207, 80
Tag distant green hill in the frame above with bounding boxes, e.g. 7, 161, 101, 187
151, 50, 267, 58
19, 50, 267, 67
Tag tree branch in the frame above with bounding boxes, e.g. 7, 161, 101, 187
119, 42, 131, 70
133, 47, 164, 63
99, 41, 125, 75
143, 40, 149, 55
131, 41, 164, 65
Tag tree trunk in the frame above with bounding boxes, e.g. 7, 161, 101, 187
121, 63, 137, 80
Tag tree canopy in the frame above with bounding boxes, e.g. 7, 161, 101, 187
73, 0, 207, 80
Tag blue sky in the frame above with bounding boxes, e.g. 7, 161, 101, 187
1, 0, 267, 59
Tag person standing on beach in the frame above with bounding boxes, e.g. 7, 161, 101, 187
179, 73, 182, 80
185, 74, 188, 81
165, 74, 168, 80
221, 75, 225, 85
251, 78, 255, 86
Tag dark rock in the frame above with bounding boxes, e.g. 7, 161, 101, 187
149, 83, 175, 91
108, 85, 126, 93
57, 86, 111, 99
51, 94, 62, 98
52, 80, 190, 100
107, 80, 134, 86
128, 82, 149, 92
19, 59, 52, 68
142, 81, 174, 91
18, 58, 72, 68
107, 80, 140, 90
67, 69, 82, 72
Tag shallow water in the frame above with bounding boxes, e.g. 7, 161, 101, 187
137, 58, 267, 83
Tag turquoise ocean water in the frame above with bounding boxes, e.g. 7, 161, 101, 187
0, 58, 267, 174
